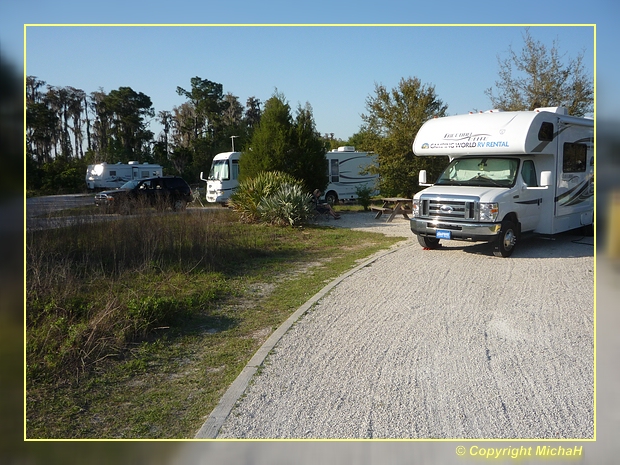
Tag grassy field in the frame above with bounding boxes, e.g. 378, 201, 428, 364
26, 207, 402, 438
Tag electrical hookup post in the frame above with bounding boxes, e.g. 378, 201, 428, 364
455, 444, 585, 460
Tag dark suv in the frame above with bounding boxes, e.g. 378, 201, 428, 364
95, 176, 192, 214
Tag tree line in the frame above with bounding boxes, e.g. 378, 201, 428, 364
26, 30, 593, 197
26, 75, 264, 193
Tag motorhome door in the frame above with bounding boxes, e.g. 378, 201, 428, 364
555, 124, 594, 220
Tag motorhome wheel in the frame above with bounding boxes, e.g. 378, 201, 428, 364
324, 191, 338, 205
418, 235, 440, 249
493, 220, 517, 257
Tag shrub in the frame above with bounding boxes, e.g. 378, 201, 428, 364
229, 171, 312, 226
256, 184, 313, 226
355, 185, 374, 211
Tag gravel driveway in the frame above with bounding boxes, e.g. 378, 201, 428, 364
204, 212, 594, 439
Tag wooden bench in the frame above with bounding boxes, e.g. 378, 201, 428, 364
370, 206, 393, 219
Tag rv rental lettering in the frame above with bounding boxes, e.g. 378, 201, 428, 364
422, 140, 509, 150
420, 132, 509, 150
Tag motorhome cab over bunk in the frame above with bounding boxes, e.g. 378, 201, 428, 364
410, 107, 594, 257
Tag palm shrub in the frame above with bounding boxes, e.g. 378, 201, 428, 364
257, 183, 313, 226
229, 171, 312, 226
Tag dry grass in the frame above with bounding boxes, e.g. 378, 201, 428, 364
25, 208, 402, 438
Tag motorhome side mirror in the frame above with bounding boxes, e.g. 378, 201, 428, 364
540, 171, 552, 187
419, 170, 427, 185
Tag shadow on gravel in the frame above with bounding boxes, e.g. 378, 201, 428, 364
451, 230, 595, 259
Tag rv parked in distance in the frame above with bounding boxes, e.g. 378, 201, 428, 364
200, 151, 241, 204
323, 146, 379, 204
200, 147, 379, 205
410, 107, 594, 257
86, 161, 163, 191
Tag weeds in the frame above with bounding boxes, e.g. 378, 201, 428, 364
26, 209, 259, 384
26, 206, 402, 438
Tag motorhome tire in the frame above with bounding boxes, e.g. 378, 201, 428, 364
493, 220, 517, 257
324, 191, 338, 205
582, 222, 594, 237
418, 235, 440, 249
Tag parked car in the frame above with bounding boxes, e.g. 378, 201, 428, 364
94, 176, 192, 214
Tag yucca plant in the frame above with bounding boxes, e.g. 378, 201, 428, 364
229, 171, 312, 226
256, 184, 313, 226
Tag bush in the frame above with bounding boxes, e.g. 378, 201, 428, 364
229, 171, 312, 226
355, 185, 374, 211
257, 184, 313, 226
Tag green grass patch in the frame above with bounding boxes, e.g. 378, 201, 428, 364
26, 208, 402, 438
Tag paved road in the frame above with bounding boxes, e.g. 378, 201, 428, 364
208, 223, 594, 439
26, 194, 95, 230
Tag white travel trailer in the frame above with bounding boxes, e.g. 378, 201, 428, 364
410, 107, 594, 257
86, 161, 163, 190
200, 151, 241, 204
323, 146, 379, 204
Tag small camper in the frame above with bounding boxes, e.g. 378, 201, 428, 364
409, 107, 594, 257
86, 161, 163, 190
323, 146, 379, 204
200, 151, 241, 204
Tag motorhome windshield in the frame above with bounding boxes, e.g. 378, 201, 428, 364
209, 159, 229, 180
435, 157, 519, 187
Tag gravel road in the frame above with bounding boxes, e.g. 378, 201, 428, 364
210, 212, 594, 439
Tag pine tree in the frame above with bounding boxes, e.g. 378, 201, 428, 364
240, 92, 327, 193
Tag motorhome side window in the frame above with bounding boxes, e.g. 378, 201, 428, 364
538, 122, 554, 141
110, 170, 116, 176
231, 160, 239, 180
563, 142, 587, 173
330, 159, 339, 183
521, 160, 538, 186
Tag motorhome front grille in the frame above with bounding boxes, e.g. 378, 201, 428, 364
426, 223, 462, 230
420, 198, 476, 220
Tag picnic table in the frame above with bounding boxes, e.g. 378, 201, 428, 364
370, 197, 413, 222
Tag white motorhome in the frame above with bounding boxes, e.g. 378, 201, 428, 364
410, 107, 594, 257
86, 161, 163, 190
200, 151, 241, 204
323, 146, 379, 204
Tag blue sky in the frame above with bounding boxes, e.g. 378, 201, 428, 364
1, 1, 616, 141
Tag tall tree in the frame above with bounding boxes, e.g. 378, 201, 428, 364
291, 102, 328, 192
176, 76, 229, 142
360, 77, 448, 197
485, 29, 593, 116
157, 110, 172, 158
240, 92, 327, 192
103, 87, 154, 161
244, 96, 262, 130
66, 87, 86, 159
241, 92, 294, 177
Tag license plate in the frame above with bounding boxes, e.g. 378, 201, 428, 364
436, 229, 451, 240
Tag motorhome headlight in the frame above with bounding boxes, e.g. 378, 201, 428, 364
412, 199, 420, 217
479, 202, 499, 222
